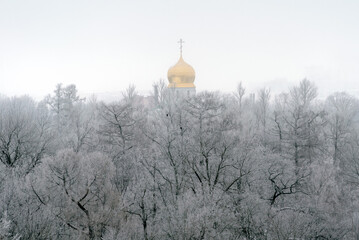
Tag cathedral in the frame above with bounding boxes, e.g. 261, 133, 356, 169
167, 39, 196, 97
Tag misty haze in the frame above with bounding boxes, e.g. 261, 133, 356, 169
1, 1, 359, 239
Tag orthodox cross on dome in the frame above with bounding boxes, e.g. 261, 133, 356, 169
178, 38, 184, 55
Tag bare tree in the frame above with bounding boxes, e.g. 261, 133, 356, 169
255, 88, 271, 142
325, 92, 359, 166
152, 79, 168, 106
233, 82, 246, 113
31, 150, 121, 239
272, 79, 325, 167
122, 84, 137, 103
0, 96, 52, 173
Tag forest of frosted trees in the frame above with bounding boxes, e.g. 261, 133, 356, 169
1, 79, 359, 239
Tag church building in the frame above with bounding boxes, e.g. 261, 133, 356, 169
167, 39, 196, 97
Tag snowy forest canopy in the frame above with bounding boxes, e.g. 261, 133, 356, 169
1, 79, 359, 239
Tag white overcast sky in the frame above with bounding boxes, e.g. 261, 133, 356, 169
1, 0, 359, 100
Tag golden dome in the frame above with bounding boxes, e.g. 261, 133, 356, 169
167, 55, 195, 88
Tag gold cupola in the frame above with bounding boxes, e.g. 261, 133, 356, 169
167, 39, 196, 88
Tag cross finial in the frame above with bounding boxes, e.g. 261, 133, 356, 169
178, 38, 184, 56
